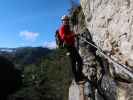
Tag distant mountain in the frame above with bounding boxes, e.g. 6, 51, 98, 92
0, 48, 16, 53
0, 47, 53, 65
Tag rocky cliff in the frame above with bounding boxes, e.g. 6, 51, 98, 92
80, 0, 133, 68
69, 0, 133, 100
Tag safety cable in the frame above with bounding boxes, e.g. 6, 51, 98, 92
79, 36, 133, 79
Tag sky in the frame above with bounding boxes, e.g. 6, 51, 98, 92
0, 0, 79, 48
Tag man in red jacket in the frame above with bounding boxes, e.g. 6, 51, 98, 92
59, 15, 85, 83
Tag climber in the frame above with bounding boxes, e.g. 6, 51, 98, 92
58, 15, 86, 83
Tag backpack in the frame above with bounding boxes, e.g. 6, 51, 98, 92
55, 30, 64, 48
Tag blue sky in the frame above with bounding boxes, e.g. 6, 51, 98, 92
0, 0, 79, 48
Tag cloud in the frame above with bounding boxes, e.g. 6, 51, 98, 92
43, 41, 56, 49
19, 30, 39, 41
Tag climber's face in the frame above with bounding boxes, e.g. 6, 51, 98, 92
62, 19, 69, 25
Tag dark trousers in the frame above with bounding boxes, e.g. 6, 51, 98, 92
66, 45, 83, 82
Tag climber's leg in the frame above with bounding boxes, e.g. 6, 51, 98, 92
66, 46, 78, 82
72, 47, 87, 81
69, 51, 79, 82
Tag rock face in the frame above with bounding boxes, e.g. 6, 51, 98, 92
69, 81, 80, 100
80, 0, 133, 68
69, 0, 133, 100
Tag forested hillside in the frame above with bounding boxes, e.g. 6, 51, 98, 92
0, 48, 72, 100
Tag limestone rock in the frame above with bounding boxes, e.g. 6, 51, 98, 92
68, 0, 133, 100
69, 81, 80, 100
81, 0, 133, 68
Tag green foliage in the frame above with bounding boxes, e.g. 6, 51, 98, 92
12, 48, 72, 100
14, 47, 52, 65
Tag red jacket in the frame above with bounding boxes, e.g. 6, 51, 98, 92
59, 25, 75, 46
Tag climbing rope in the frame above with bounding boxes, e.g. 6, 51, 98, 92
79, 35, 133, 80
77, 35, 133, 100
